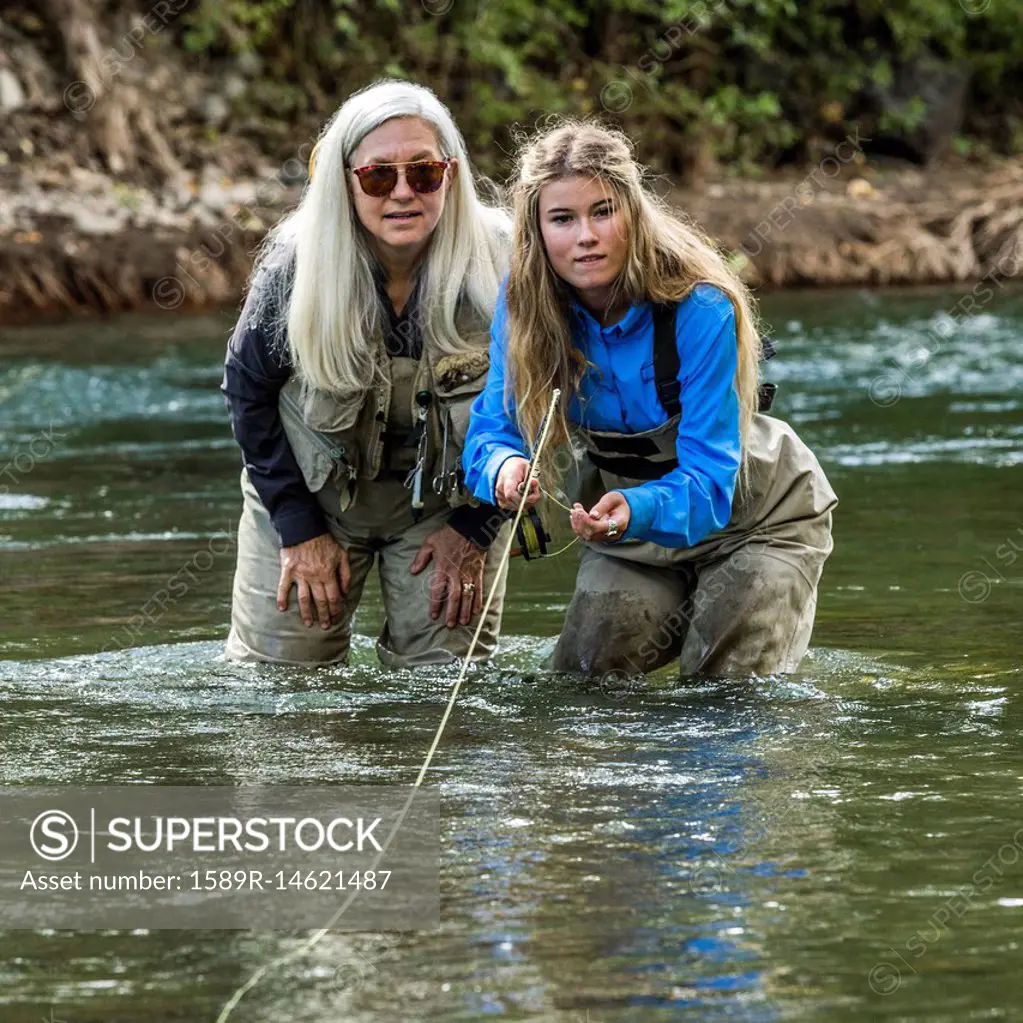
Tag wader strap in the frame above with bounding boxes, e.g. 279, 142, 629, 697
653, 300, 777, 415
652, 302, 681, 419
584, 411, 682, 481
587, 450, 674, 481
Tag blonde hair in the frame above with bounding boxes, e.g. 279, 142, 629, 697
245, 79, 510, 423
505, 119, 763, 489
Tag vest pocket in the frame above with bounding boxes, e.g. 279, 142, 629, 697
300, 383, 366, 433
279, 387, 358, 513
431, 353, 490, 503
433, 352, 489, 443
437, 374, 487, 451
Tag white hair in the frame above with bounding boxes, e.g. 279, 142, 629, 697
245, 79, 511, 424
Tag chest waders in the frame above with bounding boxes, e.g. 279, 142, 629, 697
225, 315, 512, 669
553, 301, 838, 679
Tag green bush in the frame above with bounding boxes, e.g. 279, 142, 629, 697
174, 0, 1023, 175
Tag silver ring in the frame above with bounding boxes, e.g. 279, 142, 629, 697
606, 517, 619, 539
462, 582, 476, 594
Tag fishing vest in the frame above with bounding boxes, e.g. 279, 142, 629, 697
278, 301, 492, 521
569, 303, 837, 564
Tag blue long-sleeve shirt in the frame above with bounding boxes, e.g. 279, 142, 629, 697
462, 282, 741, 548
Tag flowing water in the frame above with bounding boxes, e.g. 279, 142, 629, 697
0, 287, 1021, 1022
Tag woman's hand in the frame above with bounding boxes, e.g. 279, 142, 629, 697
570, 491, 631, 543
494, 456, 541, 511
409, 524, 486, 628
277, 533, 352, 629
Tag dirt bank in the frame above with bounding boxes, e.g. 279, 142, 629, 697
3, 2, 1022, 325
678, 159, 1023, 289
4, 149, 1022, 328
3, 113, 1023, 326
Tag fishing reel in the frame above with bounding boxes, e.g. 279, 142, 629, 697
511, 507, 552, 561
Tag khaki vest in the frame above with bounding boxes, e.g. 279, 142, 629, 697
568, 411, 838, 567
278, 302, 492, 520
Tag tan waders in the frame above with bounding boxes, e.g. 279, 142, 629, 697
224, 468, 509, 667
553, 412, 837, 678
225, 327, 510, 667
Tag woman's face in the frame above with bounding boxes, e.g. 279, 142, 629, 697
348, 116, 456, 263
538, 174, 628, 305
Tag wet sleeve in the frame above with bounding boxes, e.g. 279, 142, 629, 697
461, 285, 530, 504
220, 287, 328, 548
620, 289, 741, 547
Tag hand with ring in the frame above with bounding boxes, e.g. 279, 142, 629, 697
569, 490, 631, 543
409, 523, 486, 627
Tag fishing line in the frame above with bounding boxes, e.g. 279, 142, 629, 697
215, 389, 562, 1023
536, 487, 580, 558
541, 488, 574, 514
543, 535, 580, 558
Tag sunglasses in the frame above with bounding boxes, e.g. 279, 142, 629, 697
350, 160, 450, 198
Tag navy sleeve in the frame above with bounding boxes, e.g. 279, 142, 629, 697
220, 285, 328, 548
447, 501, 510, 550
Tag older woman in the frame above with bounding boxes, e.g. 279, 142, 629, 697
221, 80, 511, 666
463, 121, 838, 678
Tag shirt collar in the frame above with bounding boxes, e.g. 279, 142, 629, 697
569, 296, 648, 340
371, 258, 424, 324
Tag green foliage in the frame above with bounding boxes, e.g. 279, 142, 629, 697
181, 0, 297, 53
879, 96, 930, 136
168, 0, 1023, 173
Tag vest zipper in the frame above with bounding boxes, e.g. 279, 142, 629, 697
370, 390, 387, 477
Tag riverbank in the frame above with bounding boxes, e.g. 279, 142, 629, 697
3, 145, 1022, 325
4, 0, 1022, 326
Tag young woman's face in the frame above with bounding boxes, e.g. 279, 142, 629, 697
348, 116, 456, 262
538, 174, 628, 301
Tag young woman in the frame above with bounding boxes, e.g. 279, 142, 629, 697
221, 80, 512, 666
462, 121, 838, 677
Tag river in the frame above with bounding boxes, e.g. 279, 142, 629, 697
0, 285, 1020, 1021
